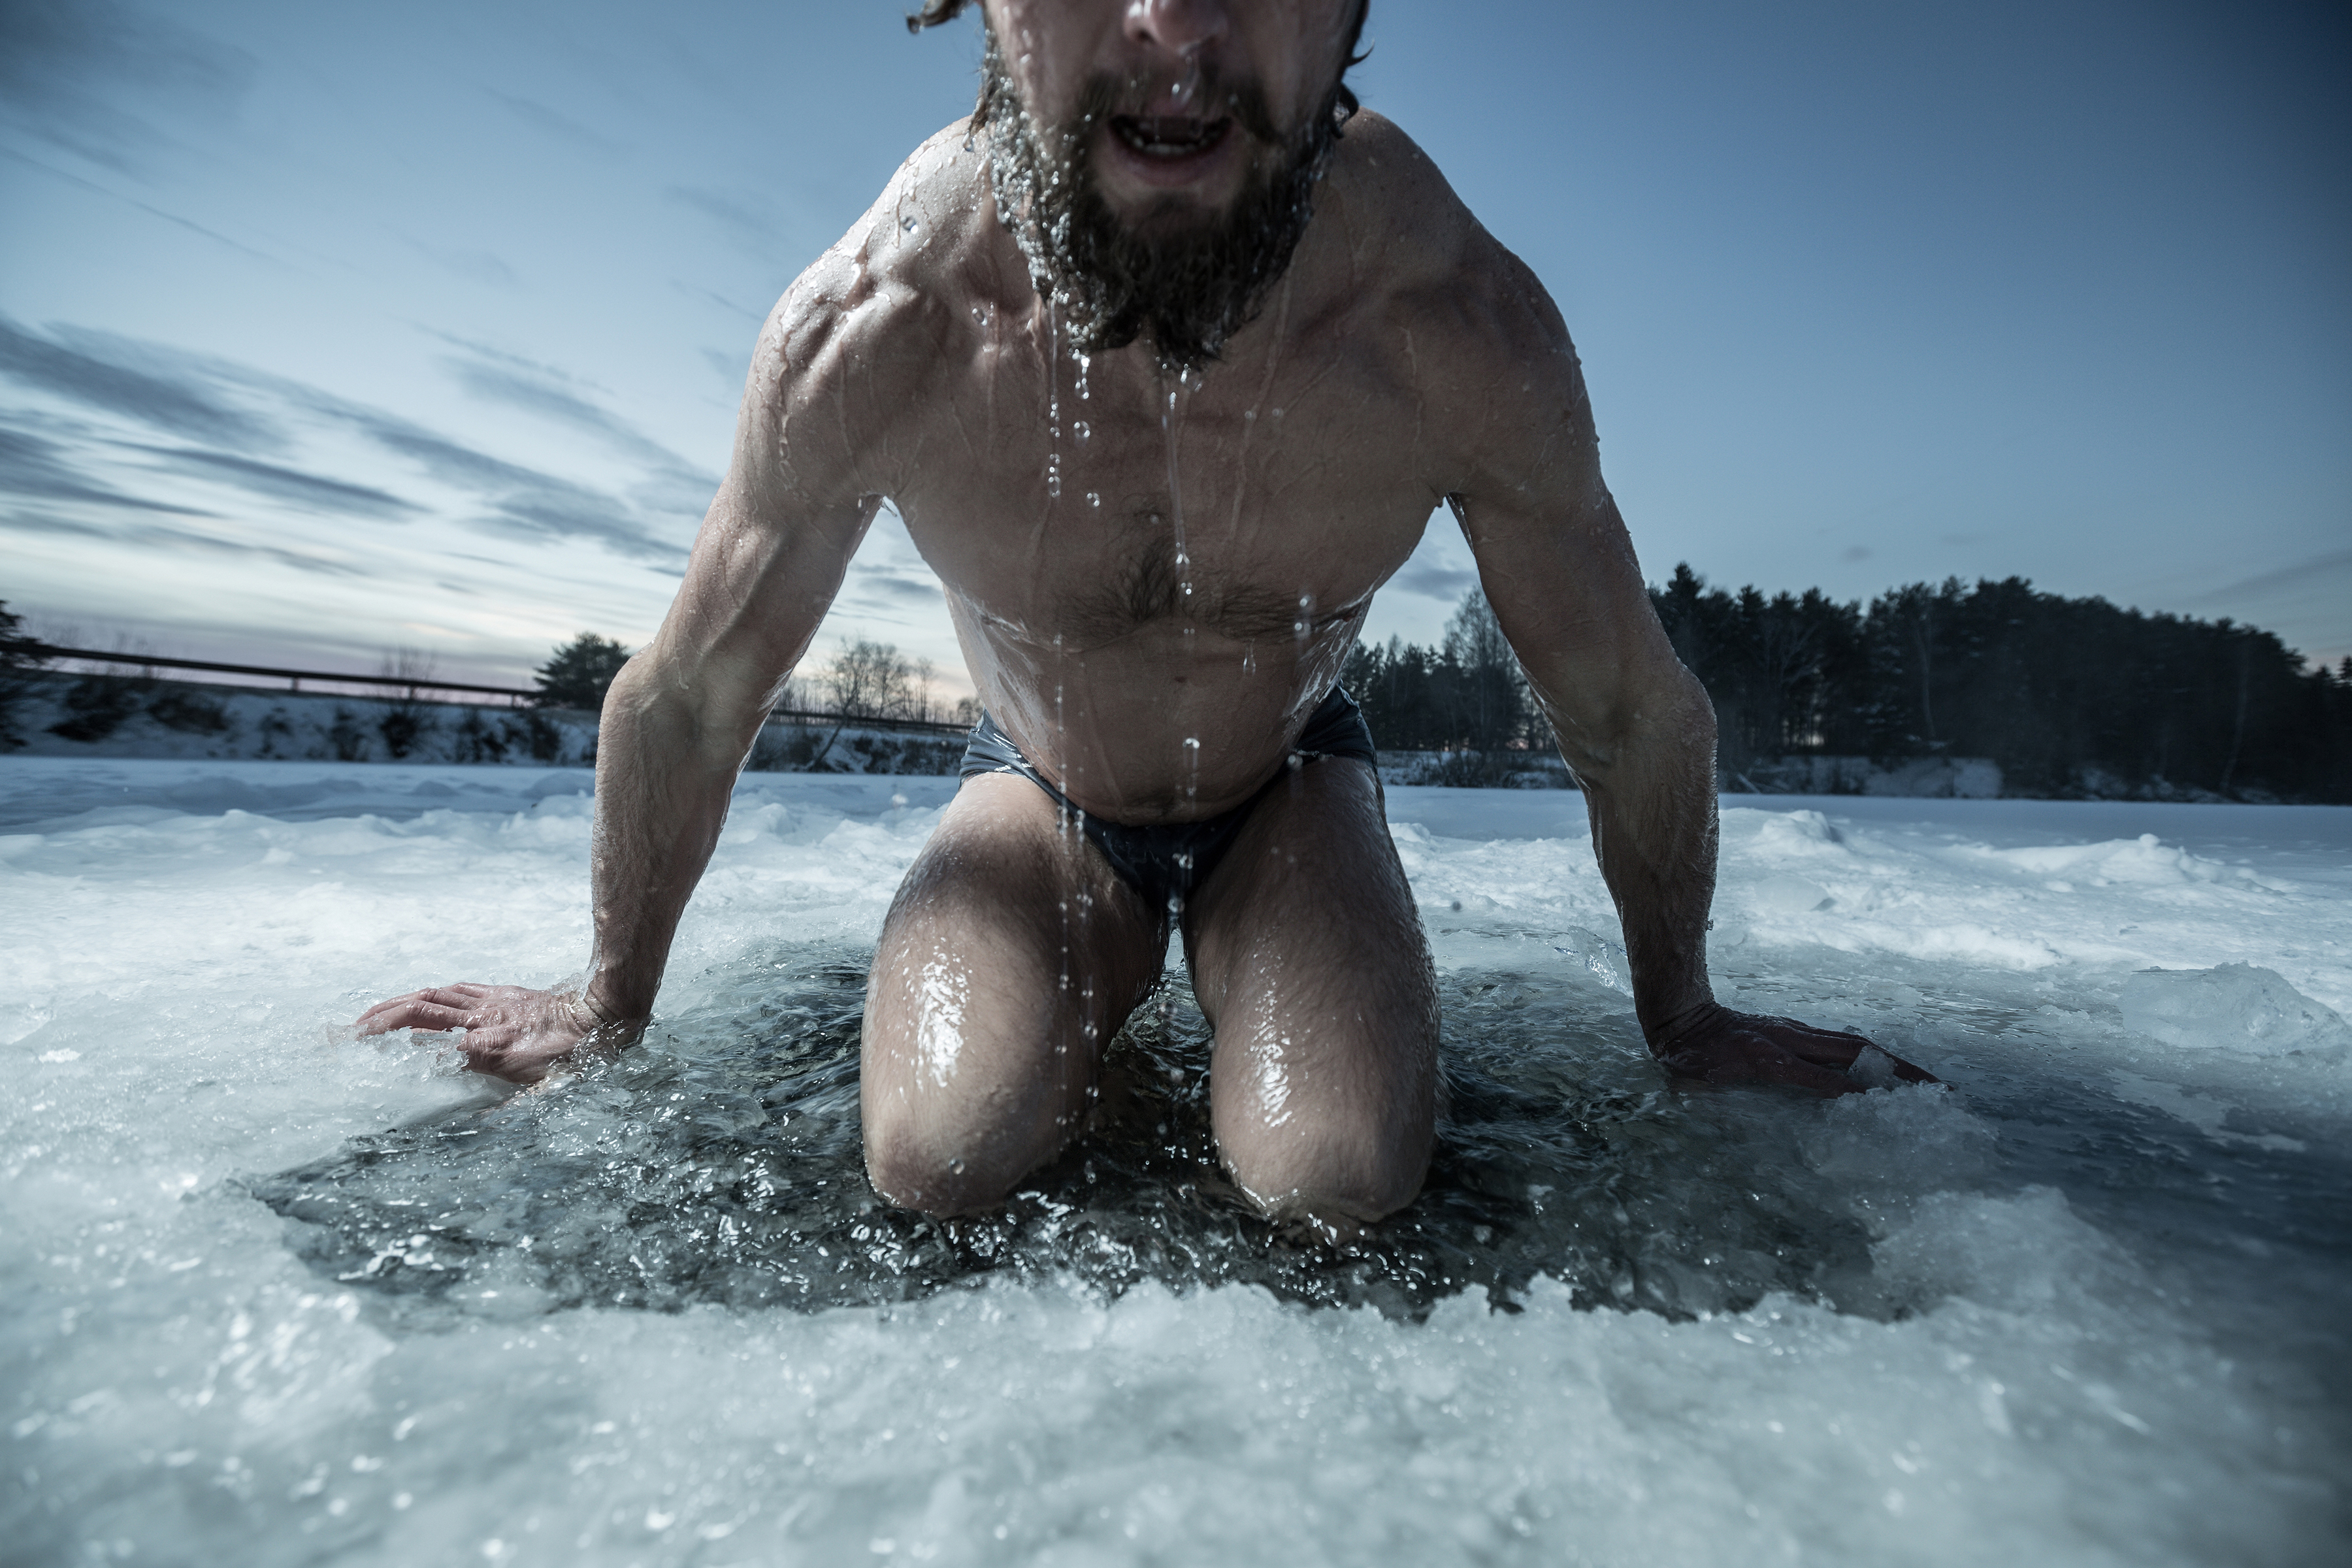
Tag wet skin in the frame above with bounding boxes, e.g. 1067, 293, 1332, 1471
357, 0, 1935, 1224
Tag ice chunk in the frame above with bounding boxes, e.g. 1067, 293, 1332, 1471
2119, 963, 2352, 1054
1751, 874, 1832, 914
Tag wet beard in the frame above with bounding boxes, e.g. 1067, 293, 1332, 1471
978, 33, 1341, 376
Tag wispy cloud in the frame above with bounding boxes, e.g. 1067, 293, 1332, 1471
0, 317, 693, 564
0, 0, 253, 175
404, 239, 521, 289
1390, 560, 1478, 602
485, 89, 628, 159
0, 425, 216, 515
0, 314, 280, 451
1, 146, 289, 267
3, 507, 367, 577
116, 443, 423, 521
664, 184, 785, 254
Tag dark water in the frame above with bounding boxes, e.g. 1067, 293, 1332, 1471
251, 944, 1955, 1325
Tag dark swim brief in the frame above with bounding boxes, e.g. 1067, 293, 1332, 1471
958, 685, 1379, 915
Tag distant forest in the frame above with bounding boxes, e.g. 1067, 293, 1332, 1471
1345, 571, 2352, 803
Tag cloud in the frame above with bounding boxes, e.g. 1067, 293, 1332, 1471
406, 240, 521, 289
665, 184, 785, 253
2183, 546, 2352, 612
674, 281, 766, 323
1388, 560, 1478, 602
485, 90, 629, 159
701, 346, 747, 386
323, 410, 686, 562
1, 146, 287, 267
0, 316, 692, 565
847, 569, 948, 604
434, 344, 722, 518
0, 424, 215, 515
116, 443, 423, 521
0, 0, 253, 174
0, 315, 281, 451
1, 508, 366, 578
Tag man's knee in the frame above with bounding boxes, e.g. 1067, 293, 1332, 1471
1220, 1111, 1433, 1224
862, 1099, 1070, 1218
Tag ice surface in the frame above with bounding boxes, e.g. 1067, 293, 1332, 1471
3, 764, 2347, 1565
2120, 964, 2352, 1055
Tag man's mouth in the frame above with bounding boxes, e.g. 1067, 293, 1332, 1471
1109, 114, 1233, 160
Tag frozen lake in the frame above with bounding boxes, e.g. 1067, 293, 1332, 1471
4, 758, 2347, 1565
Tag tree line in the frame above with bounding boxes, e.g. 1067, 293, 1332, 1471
1342, 573, 2352, 801
12, 593, 2345, 800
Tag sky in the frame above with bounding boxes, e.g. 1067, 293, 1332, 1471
1, 0, 2346, 697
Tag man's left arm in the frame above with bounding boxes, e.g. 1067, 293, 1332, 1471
1438, 263, 1936, 1094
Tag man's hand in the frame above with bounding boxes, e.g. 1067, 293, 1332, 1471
1648, 1002, 1940, 1096
353, 983, 640, 1085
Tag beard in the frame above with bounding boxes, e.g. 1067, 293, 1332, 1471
977, 30, 1343, 376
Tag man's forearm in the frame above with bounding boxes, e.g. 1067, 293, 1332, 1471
1554, 670, 1722, 1045
581, 660, 762, 1022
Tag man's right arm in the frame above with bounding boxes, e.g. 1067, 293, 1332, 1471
355, 265, 900, 1081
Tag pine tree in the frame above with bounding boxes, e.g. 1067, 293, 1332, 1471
533, 633, 633, 710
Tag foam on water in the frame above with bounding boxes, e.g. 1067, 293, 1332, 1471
3, 762, 2347, 1565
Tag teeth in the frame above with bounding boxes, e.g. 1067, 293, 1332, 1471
1113, 116, 1220, 157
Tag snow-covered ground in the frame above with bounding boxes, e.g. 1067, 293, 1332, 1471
3, 757, 2347, 1567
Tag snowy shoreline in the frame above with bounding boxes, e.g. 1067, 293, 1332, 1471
17, 670, 2317, 802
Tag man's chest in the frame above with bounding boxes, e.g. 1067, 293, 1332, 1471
890, 347, 1445, 646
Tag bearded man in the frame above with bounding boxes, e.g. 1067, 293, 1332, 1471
358, 0, 1934, 1226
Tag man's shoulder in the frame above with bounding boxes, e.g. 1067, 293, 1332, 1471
766, 125, 1006, 340
742, 125, 1013, 438
1321, 114, 1565, 351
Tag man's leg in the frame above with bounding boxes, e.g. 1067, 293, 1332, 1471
1184, 760, 1441, 1224
861, 772, 1166, 1215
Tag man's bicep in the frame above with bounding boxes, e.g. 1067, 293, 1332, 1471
637, 338, 886, 725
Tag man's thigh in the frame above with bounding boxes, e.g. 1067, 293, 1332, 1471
1184, 760, 1441, 1222
860, 771, 1165, 1214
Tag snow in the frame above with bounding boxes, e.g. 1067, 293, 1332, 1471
3, 758, 2347, 1565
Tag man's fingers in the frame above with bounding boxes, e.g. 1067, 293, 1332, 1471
355, 983, 500, 1030
1769, 1022, 1944, 1088
355, 1000, 474, 1036
1756, 1048, 1863, 1097
1882, 1048, 1943, 1085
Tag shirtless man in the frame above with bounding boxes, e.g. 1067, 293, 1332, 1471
358, 0, 1932, 1226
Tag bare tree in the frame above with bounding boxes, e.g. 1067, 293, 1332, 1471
809, 638, 917, 768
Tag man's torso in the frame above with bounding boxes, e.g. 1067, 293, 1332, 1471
762, 114, 1556, 823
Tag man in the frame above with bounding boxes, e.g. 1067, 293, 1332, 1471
359, 0, 1933, 1228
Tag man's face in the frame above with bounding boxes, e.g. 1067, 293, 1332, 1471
978, 0, 1360, 372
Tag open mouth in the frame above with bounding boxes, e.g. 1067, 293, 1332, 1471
1109, 114, 1233, 160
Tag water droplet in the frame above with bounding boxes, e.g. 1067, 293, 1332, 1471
1184, 737, 1201, 751
1073, 421, 1089, 442
901, 215, 918, 233
1085, 491, 1100, 508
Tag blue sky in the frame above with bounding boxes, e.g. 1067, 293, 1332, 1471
3, 0, 2345, 696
